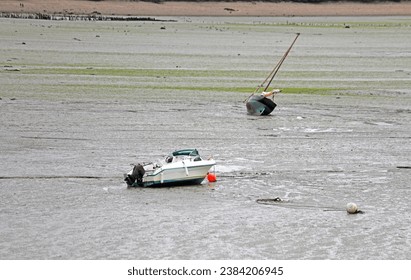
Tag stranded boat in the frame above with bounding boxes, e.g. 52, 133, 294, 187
245, 33, 300, 116
124, 149, 216, 187
246, 90, 279, 116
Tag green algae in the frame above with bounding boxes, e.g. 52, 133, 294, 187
11, 82, 337, 96
18, 67, 261, 79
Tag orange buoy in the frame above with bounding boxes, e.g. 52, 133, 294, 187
207, 172, 217, 182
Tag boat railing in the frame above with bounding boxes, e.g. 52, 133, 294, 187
173, 155, 202, 162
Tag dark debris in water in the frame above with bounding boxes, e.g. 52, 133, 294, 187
256, 197, 283, 205
256, 198, 349, 213
0, 176, 106, 180
0, 12, 177, 22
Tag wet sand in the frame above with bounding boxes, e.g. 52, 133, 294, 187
2, 0, 411, 17
0, 16, 410, 259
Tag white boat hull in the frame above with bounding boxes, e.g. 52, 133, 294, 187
143, 160, 215, 187
124, 149, 215, 187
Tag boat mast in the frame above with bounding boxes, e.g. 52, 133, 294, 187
244, 33, 300, 102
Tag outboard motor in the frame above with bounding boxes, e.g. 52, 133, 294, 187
125, 164, 145, 187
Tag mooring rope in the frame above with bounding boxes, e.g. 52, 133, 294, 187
256, 198, 345, 212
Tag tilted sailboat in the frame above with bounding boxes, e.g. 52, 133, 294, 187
245, 33, 300, 115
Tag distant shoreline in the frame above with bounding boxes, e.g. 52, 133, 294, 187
1, 0, 411, 18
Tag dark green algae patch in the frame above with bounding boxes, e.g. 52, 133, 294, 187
18, 67, 260, 79
8, 67, 341, 96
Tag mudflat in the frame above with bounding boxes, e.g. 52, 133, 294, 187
0, 15, 410, 259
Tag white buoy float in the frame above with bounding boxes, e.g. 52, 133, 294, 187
346, 202, 359, 214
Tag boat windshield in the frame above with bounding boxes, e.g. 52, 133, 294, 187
172, 149, 199, 157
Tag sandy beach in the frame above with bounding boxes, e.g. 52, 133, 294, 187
2, 0, 411, 17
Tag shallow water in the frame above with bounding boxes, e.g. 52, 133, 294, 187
0, 16, 410, 259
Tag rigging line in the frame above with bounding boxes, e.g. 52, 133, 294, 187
256, 198, 342, 211
244, 33, 300, 102
252, 56, 283, 95
264, 32, 300, 91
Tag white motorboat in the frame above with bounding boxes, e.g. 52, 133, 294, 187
124, 149, 216, 187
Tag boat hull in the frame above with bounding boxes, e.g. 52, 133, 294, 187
144, 162, 214, 187
246, 95, 277, 115
127, 160, 215, 188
